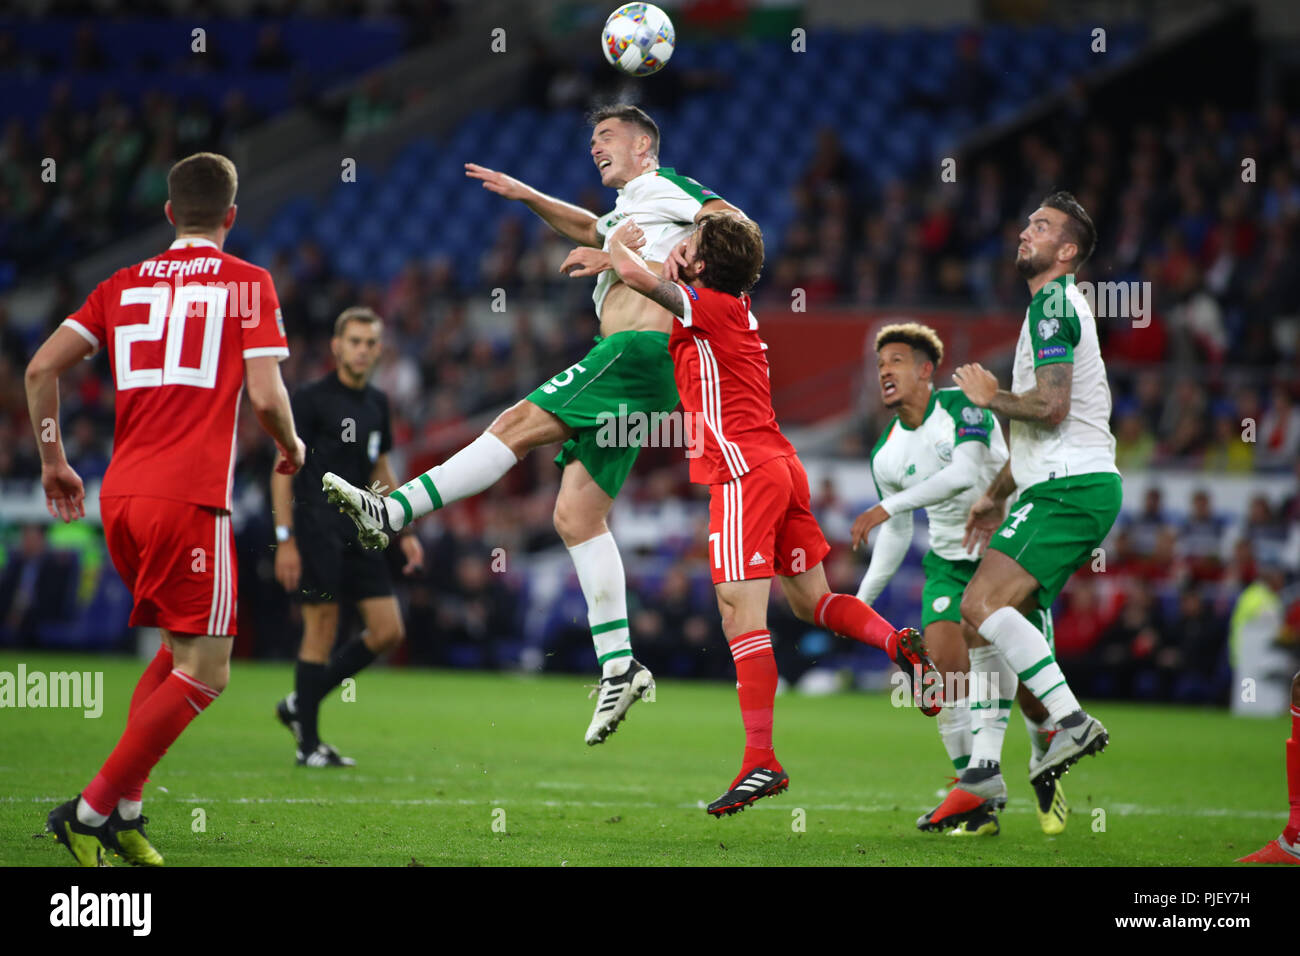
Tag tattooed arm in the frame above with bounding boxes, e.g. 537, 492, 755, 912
953, 361, 1073, 427
606, 220, 686, 318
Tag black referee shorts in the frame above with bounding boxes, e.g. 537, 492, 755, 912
293, 506, 393, 605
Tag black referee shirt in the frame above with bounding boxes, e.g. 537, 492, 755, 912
291, 373, 393, 533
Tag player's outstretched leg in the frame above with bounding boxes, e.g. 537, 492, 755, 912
1238, 671, 1300, 864
785, 567, 942, 716
326, 400, 565, 549
555, 462, 655, 745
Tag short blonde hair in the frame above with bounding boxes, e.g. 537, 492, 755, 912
874, 322, 944, 368
333, 306, 383, 338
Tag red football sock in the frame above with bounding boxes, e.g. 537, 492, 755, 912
81, 670, 220, 817
1285, 709, 1300, 844
129, 644, 174, 718
728, 630, 780, 784
120, 644, 175, 802
815, 592, 895, 652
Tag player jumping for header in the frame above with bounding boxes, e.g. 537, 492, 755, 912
323, 105, 741, 746
605, 212, 939, 817
940, 191, 1120, 831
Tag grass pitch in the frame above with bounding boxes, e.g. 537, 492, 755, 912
0, 651, 1288, 866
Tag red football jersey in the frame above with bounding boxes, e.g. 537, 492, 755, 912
62, 238, 289, 510
669, 283, 795, 484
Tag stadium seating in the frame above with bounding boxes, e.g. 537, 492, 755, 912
243, 24, 1146, 285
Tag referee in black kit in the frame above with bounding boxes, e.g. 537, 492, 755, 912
271, 306, 424, 766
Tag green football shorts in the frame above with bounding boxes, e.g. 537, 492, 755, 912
920, 550, 978, 629
526, 330, 679, 499
987, 471, 1123, 609
920, 550, 1055, 651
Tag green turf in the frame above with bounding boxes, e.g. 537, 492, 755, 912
0, 651, 1289, 866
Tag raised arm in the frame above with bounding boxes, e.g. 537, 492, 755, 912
465, 163, 600, 247
24, 325, 93, 521
953, 361, 1072, 427
607, 220, 685, 317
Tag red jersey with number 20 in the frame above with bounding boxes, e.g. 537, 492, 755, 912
669, 283, 795, 485
61, 238, 289, 511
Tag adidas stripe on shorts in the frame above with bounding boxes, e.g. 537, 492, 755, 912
706, 454, 830, 585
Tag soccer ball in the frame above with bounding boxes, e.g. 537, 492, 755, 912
602, 3, 675, 77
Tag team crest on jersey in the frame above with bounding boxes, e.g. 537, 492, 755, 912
1037, 317, 1060, 341
961, 406, 983, 425
932, 596, 951, 613
936, 440, 953, 462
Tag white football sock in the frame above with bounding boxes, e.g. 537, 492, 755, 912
968, 644, 1017, 768
116, 798, 143, 821
978, 606, 1080, 722
1023, 609, 1055, 760
76, 797, 109, 828
387, 431, 518, 529
936, 693, 972, 772
568, 532, 633, 678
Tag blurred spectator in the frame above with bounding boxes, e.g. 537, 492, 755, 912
1258, 386, 1300, 469
344, 75, 399, 141
1203, 414, 1256, 472
1054, 577, 1120, 662
0, 525, 76, 648
1092, 584, 1167, 699
812, 476, 854, 546
1180, 488, 1227, 580
1113, 409, 1155, 471
1125, 486, 1168, 555
1166, 586, 1229, 700
1225, 495, 1289, 569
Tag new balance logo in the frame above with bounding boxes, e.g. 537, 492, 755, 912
748, 551, 765, 567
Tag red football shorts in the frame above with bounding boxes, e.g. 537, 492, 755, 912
101, 495, 237, 636
706, 454, 830, 584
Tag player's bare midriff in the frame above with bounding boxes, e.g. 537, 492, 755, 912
598, 263, 673, 336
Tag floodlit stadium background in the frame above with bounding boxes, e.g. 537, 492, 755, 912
0, 0, 1297, 715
